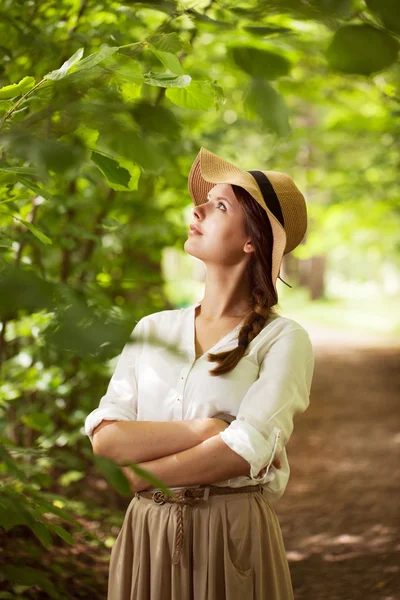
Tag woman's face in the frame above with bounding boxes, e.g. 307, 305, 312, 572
184, 183, 254, 266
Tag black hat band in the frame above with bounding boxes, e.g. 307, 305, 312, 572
247, 170, 285, 229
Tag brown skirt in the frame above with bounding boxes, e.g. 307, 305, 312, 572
107, 487, 294, 600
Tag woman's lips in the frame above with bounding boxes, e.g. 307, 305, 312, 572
189, 224, 203, 235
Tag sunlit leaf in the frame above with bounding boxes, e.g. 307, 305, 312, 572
146, 32, 184, 54
143, 71, 191, 88
0, 76, 36, 99
166, 81, 214, 110
68, 45, 119, 74
58, 470, 85, 486
12, 216, 53, 245
44, 47, 84, 81
148, 47, 184, 75
91, 151, 140, 191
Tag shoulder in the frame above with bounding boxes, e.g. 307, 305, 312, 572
132, 306, 188, 341
266, 313, 312, 339
138, 306, 185, 328
256, 313, 314, 361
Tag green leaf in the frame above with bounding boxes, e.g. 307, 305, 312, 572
244, 78, 291, 137
166, 81, 214, 110
242, 25, 292, 36
16, 176, 55, 201
0, 264, 57, 320
143, 71, 191, 88
326, 24, 399, 75
12, 216, 53, 245
93, 455, 132, 496
124, 462, 173, 495
68, 45, 119, 74
0, 566, 62, 600
146, 32, 184, 54
50, 524, 75, 545
103, 53, 144, 84
365, 0, 400, 34
148, 46, 184, 75
91, 151, 140, 191
0, 166, 37, 176
0, 445, 28, 482
21, 412, 53, 432
0, 496, 34, 531
229, 44, 292, 80
44, 47, 84, 81
58, 470, 85, 487
32, 497, 79, 525
31, 521, 53, 549
185, 9, 235, 29
130, 101, 181, 138
1, 131, 83, 177
0, 76, 36, 99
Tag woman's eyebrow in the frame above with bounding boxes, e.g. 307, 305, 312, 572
207, 194, 232, 206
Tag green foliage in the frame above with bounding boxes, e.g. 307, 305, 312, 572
244, 78, 291, 136
326, 24, 399, 75
229, 44, 292, 79
365, 0, 400, 34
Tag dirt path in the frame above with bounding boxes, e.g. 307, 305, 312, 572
275, 325, 400, 600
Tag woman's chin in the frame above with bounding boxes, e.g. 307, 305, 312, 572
184, 238, 202, 258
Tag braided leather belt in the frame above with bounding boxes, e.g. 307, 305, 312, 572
135, 484, 263, 565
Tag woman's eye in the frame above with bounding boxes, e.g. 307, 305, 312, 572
217, 201, 226, 211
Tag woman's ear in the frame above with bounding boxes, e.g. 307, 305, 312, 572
243, 239, 255, 254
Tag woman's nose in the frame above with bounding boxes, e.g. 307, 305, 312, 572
192, 205, 202, 220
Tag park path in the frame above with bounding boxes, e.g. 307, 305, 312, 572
275, 322, 400, 600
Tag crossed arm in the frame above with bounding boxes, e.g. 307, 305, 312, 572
91, 418, 260, 489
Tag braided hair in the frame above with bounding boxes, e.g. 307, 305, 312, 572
207, 184, 280, 376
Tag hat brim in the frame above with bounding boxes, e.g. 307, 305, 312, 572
188, 147, 287, 296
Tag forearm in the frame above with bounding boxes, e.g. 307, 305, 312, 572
134, 433, 251, 490
93, 418, 217, 465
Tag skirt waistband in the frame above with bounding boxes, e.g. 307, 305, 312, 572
135, 484, 263, 565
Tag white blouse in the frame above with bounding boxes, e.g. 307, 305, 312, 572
84, 301, 315, 503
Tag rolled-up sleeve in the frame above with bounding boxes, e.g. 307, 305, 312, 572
84, 317, 146, 446
219, 327, 315, 484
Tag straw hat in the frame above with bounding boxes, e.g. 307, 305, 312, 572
187, 146, 308, 296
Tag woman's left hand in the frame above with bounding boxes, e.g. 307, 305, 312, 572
120, 465, 150, 493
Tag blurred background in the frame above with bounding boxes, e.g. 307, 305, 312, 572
0, 0, 399, 598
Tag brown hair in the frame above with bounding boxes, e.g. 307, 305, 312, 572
207, 184, 280, 376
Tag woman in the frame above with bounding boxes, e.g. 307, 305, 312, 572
84, 146, 315, 599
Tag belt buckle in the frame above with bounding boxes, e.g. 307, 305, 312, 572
152, 490, 166, 505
